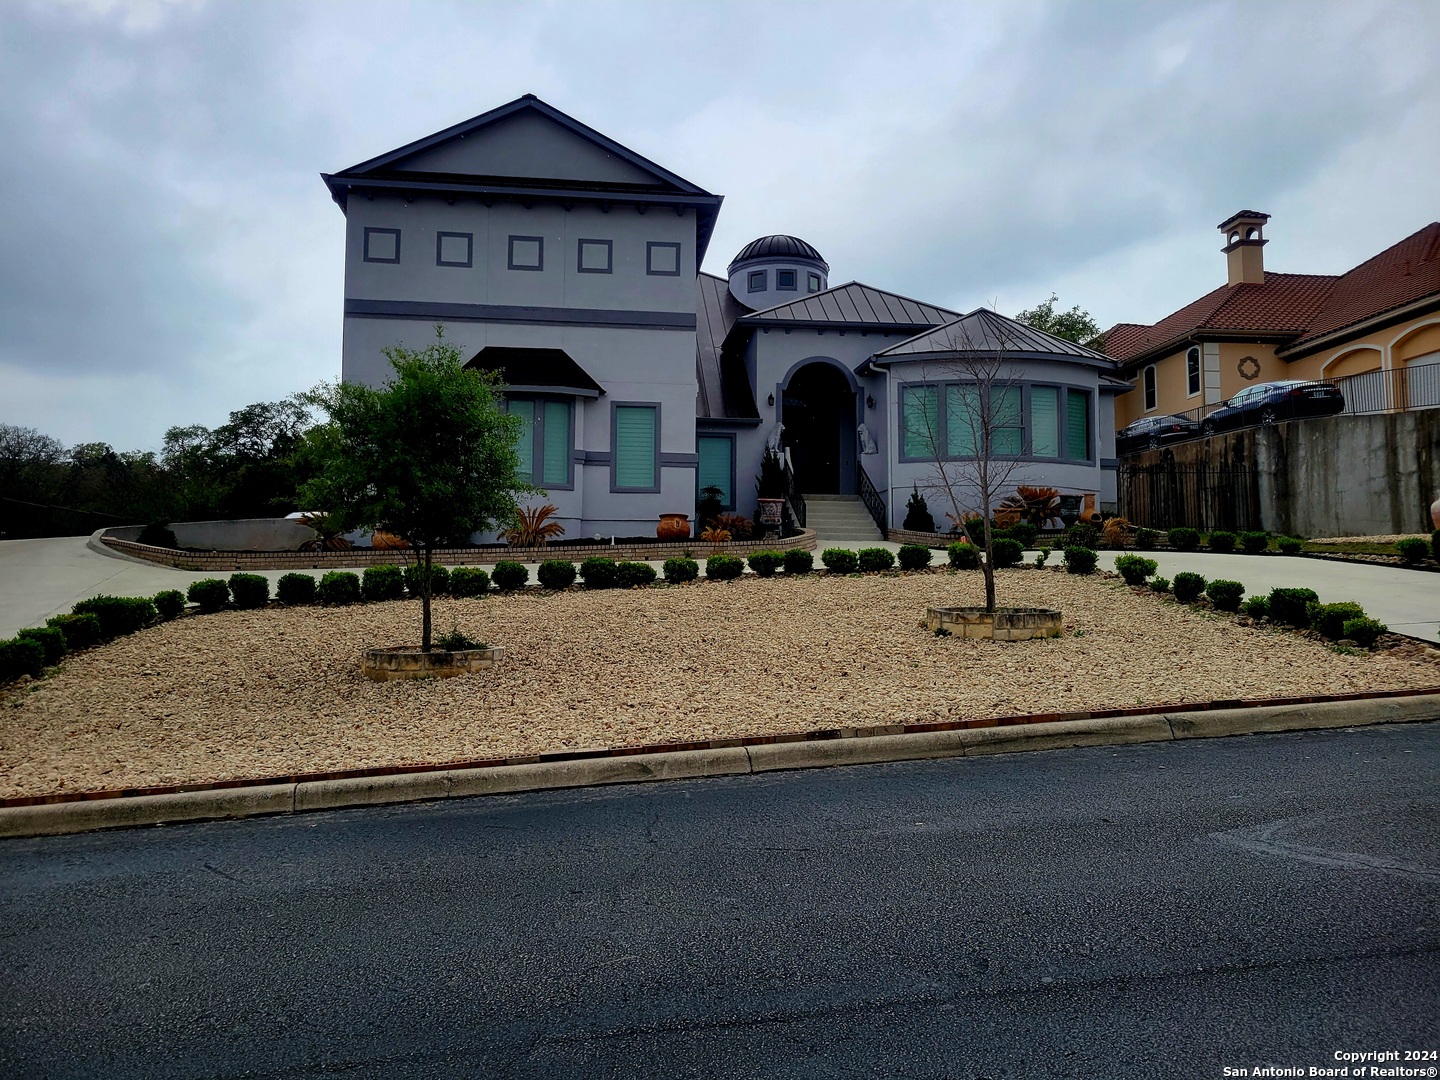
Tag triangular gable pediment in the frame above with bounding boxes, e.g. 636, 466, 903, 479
338, 95, 707, 193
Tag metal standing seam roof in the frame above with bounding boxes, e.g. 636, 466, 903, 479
727, 235, 829, 273
695, 273, 759, 421
464, 346, 605, 396
739, 281, 960, 328
869, 307, 1115, 364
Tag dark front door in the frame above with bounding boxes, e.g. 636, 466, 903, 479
782, 363, 856, 495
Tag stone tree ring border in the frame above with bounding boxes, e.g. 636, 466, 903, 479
1237, 355, 1261, 380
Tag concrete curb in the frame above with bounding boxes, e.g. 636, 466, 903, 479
3, 696, 1437, 840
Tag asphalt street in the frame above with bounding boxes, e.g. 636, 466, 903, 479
1, 723, 1437, 1079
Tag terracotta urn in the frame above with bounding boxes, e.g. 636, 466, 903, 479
656, 513, 691, 540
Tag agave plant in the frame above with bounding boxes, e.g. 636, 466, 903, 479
503, 503, 565, 547
700, 526, 732, 542
996, 486, 1061, 529
713, 513, 753, 540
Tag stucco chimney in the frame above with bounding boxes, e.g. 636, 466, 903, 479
1218, 210, 1270, 286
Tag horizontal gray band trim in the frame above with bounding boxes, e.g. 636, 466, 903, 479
697, 416, 764, 427
345, 298, 697, 331
659, 453, 699, 468
1101, 458, 1119, 469
505, 384, 603, 399
581, 450, 613, 465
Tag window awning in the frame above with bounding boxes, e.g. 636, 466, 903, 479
464, 346, 605, 398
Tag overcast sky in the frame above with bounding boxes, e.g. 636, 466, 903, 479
3, 0, 1437, 452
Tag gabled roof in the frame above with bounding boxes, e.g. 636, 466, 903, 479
322, 94, 723, 266
1100, 222, 1440, 367
739, 281, 959, 330
867, 307, 1115, 368
464, 346, 604, 398
696, 273, 759, 423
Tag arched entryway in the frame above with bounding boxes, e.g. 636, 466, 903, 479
781, 361, 857, 495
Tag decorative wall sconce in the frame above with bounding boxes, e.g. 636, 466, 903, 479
767, 393, 775, 407
865, 394, 875, 409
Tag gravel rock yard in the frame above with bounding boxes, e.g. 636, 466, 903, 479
3, 568, 1438, 799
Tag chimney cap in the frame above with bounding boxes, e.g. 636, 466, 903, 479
1218, 209, 1271, 232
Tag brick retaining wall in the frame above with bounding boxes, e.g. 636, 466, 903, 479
101, 529, 818, 572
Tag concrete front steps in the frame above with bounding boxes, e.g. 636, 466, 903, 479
803, 494, 884, 542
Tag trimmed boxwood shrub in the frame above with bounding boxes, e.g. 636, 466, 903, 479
46, 612, 101, 651
1172, 571, 1207, 603
276, 573, 317, 606
1241, 595, 1270, 619
229, 573, 271, 609
706, 554, 745, 580
449, 566, 491, 597
403, 563, 450, 598
1064, 523, 1099, 549
16, 626, 68, 666
0, 638, 46, 683
537, 560, 577, 589
186, 579, 230, 614
1135, 528, 1159, 550
1267, 587, 1319, 628
1397, 537, 1429, 564
1308, 600, 1367, 640
663, 556, 699, 584
1205, 579, 1246, 612
153, 589, 186, 621
579, 557, 619, 590
615, 561, 657, 588
1114, 554, 1158, 585
782, 549, 813, 575
747, 551, 784, 577
73, 594, 158, 637
359, 565, 404, 602
491, 561, 530, 591
857, 547, 896, 572
989, 539, 1023, 568
898, 544, 932, 571
1343, 616, 1386, 647
137, 522, 179, 549
947, 541, 979, 570
1149, 576, 1170, 593
1239, 531, 1270, 554
1063, 546, 1097, 575
317, 570, 361, 606
1167, 527, 1200, 552
821, 548, 859, 574
1207, 531, 1236, 554
1277, 536, 1304, 555
1004, 523, 1039, 549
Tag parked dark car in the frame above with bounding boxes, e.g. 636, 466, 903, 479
1117, 414, 1201, 453
1199, 380, 1345, 436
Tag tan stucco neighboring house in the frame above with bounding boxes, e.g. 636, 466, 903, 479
1101, 211, 1440, 429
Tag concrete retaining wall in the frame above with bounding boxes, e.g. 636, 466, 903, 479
1127, 409, 1440, 536
105, 518, 318, 552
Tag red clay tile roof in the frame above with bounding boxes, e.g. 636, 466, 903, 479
1100, 222, 1440, 365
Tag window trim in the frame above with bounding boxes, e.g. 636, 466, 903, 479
807, 272, 821, 293
577, 238, 613, 275
506, 394, 575, 490
896, 379, 1095, 465
696, 432, 737, 512
507, 235, 545, 272
363, 227, 401, 264
747, 269, 767, 293
610, 401, 662, 493
1185, 347, 1201, 398
776, 269, 798, 291
645, 241, 682, 277
435, 231, 473, 268
1143, 364, 1158, 412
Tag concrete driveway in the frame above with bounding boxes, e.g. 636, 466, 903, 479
3, 534, 1437, 643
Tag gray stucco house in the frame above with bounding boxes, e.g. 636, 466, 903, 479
324, 94, 1123, 540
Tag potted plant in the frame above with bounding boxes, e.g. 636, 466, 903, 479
756, 447, 786, 528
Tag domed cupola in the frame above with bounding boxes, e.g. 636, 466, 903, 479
727, 234, 829, 310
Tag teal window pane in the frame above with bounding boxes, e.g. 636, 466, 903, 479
615, 406, 656, 488
994, 386, 1023, 456
902, 386, 940, 458
508, 399, 534, 479
697, 436, 733, 507
1030, 386, 1059, 457
541, 400, 570, 485
945, 385, 977, 457
1066, 390, 1090, 460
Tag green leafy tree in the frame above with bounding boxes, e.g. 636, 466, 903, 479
301, 328, 532, 651
1015, 293, 1100, 344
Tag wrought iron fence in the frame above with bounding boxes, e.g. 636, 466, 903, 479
1118, 463, 1261, 532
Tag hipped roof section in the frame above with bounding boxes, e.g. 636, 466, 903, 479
322, 94, 724, 269
866, 307, 1116, 370
696, 273, 760, 423
738, 281, 959, 331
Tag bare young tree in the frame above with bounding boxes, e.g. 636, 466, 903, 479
902, 315, 1032, 612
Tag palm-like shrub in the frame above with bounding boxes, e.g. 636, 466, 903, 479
995, 485, 1061, 528
1101, 517, 1131, 549
503, 504, 565, 547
